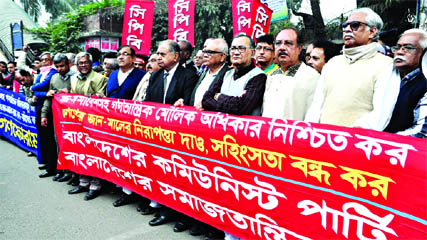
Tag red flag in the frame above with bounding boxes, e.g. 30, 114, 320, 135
168, 0, 195, 45
121, 0, 155, 55
232, 0, 253, 36
249, 0, 273, 41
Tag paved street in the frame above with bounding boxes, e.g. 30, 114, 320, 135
0, 139, 203, 240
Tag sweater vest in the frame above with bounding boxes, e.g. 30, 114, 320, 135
320, 53, 392, 127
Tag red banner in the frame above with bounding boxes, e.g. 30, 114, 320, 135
232, 0, 253, 36
53, 93, 427, 240
121, 0, 155, 55
249, 0, 273, 41
168, 0, 195, 45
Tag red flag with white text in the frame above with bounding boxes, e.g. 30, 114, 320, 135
168, 0, 195, 46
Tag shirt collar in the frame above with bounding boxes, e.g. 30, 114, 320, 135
233, 61, 255, 80
402, 68, 421, 82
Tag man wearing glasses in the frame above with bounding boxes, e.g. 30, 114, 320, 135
175, 38, 230, 109
384, 29, 427, 133
306, 8, 396, 131
68, 52, 107, 201
262, 28, 320, 121
255, 34, 278, 75
202, 33, 266, 116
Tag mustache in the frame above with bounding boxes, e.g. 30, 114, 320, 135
278, 50, 288, 57
394, 55, 407, 62
344, 33, 355, 39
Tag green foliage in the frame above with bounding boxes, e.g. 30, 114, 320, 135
28, 0, 124, 53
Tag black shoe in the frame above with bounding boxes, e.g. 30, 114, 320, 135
67, 175, 79, 186
27, 152, 35, 157
173, 221, 188, 232
205, 228, 225, 239
140, 206, 156, 215
189, 222, 207, 236
52, 173, 64, 181
68, 186, 88, 194
84, 190, 100, 201
57, 174, 72, 182
149, 215, 170, 226
38, 165, 47, 170
113, 194, 136, 207
39, 171, 56, 178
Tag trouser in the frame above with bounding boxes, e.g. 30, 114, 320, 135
36, 106, 58, 171
80, 175, 102, 190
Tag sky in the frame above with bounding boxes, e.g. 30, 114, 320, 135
296, 0, 357, 24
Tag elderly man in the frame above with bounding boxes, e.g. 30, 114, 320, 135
383, 29, 427, 133
145, 40, 197, 229
133, 54, 160, 101
103, 52, 118, 78
68, 52, 107, 201
202, 33, 266, 115
255, 34, 278, 75
175, 38, 230, 109
40, 54, 74, 181
178, 39, 197, 73
193, 50, 204, 71
306, 8, 395, 130
262, 28, 320, 121
30, 52, 58, 174
307, 40, 341, 73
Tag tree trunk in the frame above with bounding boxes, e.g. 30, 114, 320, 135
310, 0, 326, 40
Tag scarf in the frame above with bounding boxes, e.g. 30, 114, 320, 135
343, 42, 378, 64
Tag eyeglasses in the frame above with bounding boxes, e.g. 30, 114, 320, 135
117, 52, 132, 57
255, 46, 274, 52
41, 58, 51, 62
230, 46, 248, 53
77, 61, 91, 66
134, 63, 144, 66
202, 50, 223, 56
391, 44, 418, 53
341, 21, 369, 31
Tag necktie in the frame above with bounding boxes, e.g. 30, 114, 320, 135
163, 72, 169, 103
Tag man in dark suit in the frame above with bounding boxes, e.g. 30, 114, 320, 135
178, 39, 197, 73
144, 39, 197, 231
145, 40, 197, 105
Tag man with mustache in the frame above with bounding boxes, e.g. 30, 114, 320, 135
384, 29, 427, 133
306, 8, 396, 130
262, 28, 320, 121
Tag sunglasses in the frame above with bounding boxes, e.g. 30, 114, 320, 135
341, 21, 369, 31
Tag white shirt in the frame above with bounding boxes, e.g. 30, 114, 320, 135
193, 64, 225, 105
163, 63, 179, 103
118, 67, 134, 86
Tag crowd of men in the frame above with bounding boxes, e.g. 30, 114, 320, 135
0, 7, 426, 240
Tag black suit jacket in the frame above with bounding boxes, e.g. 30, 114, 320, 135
144, 64, 198, 105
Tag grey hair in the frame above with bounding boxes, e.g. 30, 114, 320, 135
66, 53, 76, 64
401, 28, 427, 50
158, 40, 181, 54
216, 38, 229, 56
40, 51, 52, 58
53, 53, 69, 65
75, 52, 93, 65
350, 8, 383, 38
233, 33, 256, 49
105, 58, 119, 70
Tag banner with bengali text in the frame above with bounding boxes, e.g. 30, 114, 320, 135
0, 88, 39, 161
52, 93, 427, 240
249, 0, 273, 41
232, 0, 253, 36
121, 0, 155, 55
168, 0, 195, 45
